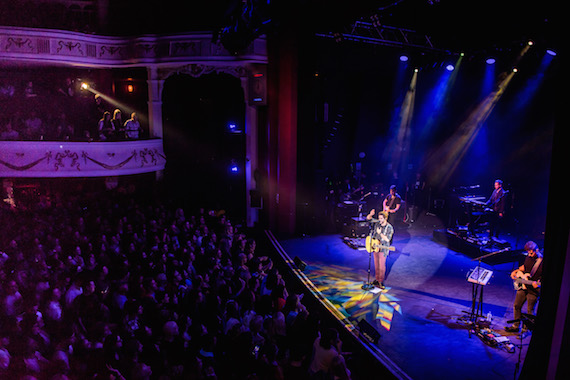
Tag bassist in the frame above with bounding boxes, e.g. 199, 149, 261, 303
505, 241, 543, 333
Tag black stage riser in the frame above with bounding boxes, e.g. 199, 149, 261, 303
433, 229, 524, 265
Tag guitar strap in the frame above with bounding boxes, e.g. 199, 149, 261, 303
387, 195, 396, 210
530, 257, 542, 278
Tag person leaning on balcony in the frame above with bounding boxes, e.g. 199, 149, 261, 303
124, 112, 143, 139
111, 109, 124, 140
98, 111, 114, 141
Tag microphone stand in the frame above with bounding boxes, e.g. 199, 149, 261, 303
362, 211, 376, 291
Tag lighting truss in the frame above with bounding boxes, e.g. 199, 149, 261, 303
316, 20, 449, 54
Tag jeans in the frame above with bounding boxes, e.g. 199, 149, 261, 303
512, 289, 538, 327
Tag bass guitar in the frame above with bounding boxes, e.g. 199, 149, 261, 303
365, 236, 396, 253
513, 270, 541, 291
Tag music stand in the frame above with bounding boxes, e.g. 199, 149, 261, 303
463, 247, 508, 325
464, 266, 493, 329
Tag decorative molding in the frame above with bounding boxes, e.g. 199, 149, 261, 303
0, 140, 166, 178
0, 26, 267, 67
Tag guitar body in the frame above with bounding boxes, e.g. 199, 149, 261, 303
365, 236, 396, 253
513, 270, 541, 291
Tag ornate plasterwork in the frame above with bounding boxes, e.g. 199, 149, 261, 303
0, 140, 166, 178
0, 26, 267, 67
157, 63, 249, 81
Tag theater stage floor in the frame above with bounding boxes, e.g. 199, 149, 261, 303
276, 214, 536, 380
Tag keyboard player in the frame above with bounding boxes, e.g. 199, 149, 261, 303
485, 179, 506, 238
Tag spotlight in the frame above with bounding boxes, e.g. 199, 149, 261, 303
485, 58, 496, 65
127, 84, 134, 93
227, 122, 242, 133
546, 49, 557, 56
512, 67, 518, 73
400, 55, 409, 62
80, 82, 89, 90
527, 40, 534, 46
414, 68, 419, 73
445, 64, 455, 72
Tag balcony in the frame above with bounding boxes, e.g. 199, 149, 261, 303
0, 139, 165, 178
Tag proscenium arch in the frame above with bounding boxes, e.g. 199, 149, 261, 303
157, 64, 259, 224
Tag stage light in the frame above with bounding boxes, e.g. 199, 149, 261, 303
80, 82, 89, 90
414, 68, 419, 73
486, 58, 496, 65
512, 68, 518, 73
227, 122, 242, 134
400, 55, 409, 62
445, 64, 455, 71
546, 49, 557, 56
527, 40, 534, 46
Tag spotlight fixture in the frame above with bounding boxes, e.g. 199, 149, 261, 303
400, 55, 409, 62
445, 64, 455, 71
546, 49, 557, 56
229, 159, 239, 173
527, 40, 534, 46
227, 122, 242, 134
414, 68, 419, 73
486, 58, 496, 65
512, 67, 518, 73
80, 82, 89, 90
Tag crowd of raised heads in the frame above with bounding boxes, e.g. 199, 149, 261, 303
0, 188, 352, 380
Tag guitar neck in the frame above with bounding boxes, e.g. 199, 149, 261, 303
515, 278, 540, 286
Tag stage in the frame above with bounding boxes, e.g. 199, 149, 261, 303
275, 214, 537, 380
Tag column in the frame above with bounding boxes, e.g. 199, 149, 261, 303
147, 66, 165, 180
241, 74, 259, 228
147, 66, 164, 139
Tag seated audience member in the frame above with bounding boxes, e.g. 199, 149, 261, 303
24, 110, 43, 139
0, 120, 20, 140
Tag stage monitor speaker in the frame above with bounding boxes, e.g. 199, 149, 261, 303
358, 319, 381, 344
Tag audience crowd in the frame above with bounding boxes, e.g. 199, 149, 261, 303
0, 189, 352, 380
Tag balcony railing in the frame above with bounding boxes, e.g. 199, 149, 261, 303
0, 139, 165, 178
0, 26, 267, 67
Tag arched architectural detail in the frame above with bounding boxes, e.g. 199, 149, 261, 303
148, 62, 261, 227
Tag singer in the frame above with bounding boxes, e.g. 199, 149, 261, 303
366, 209, 394, 289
